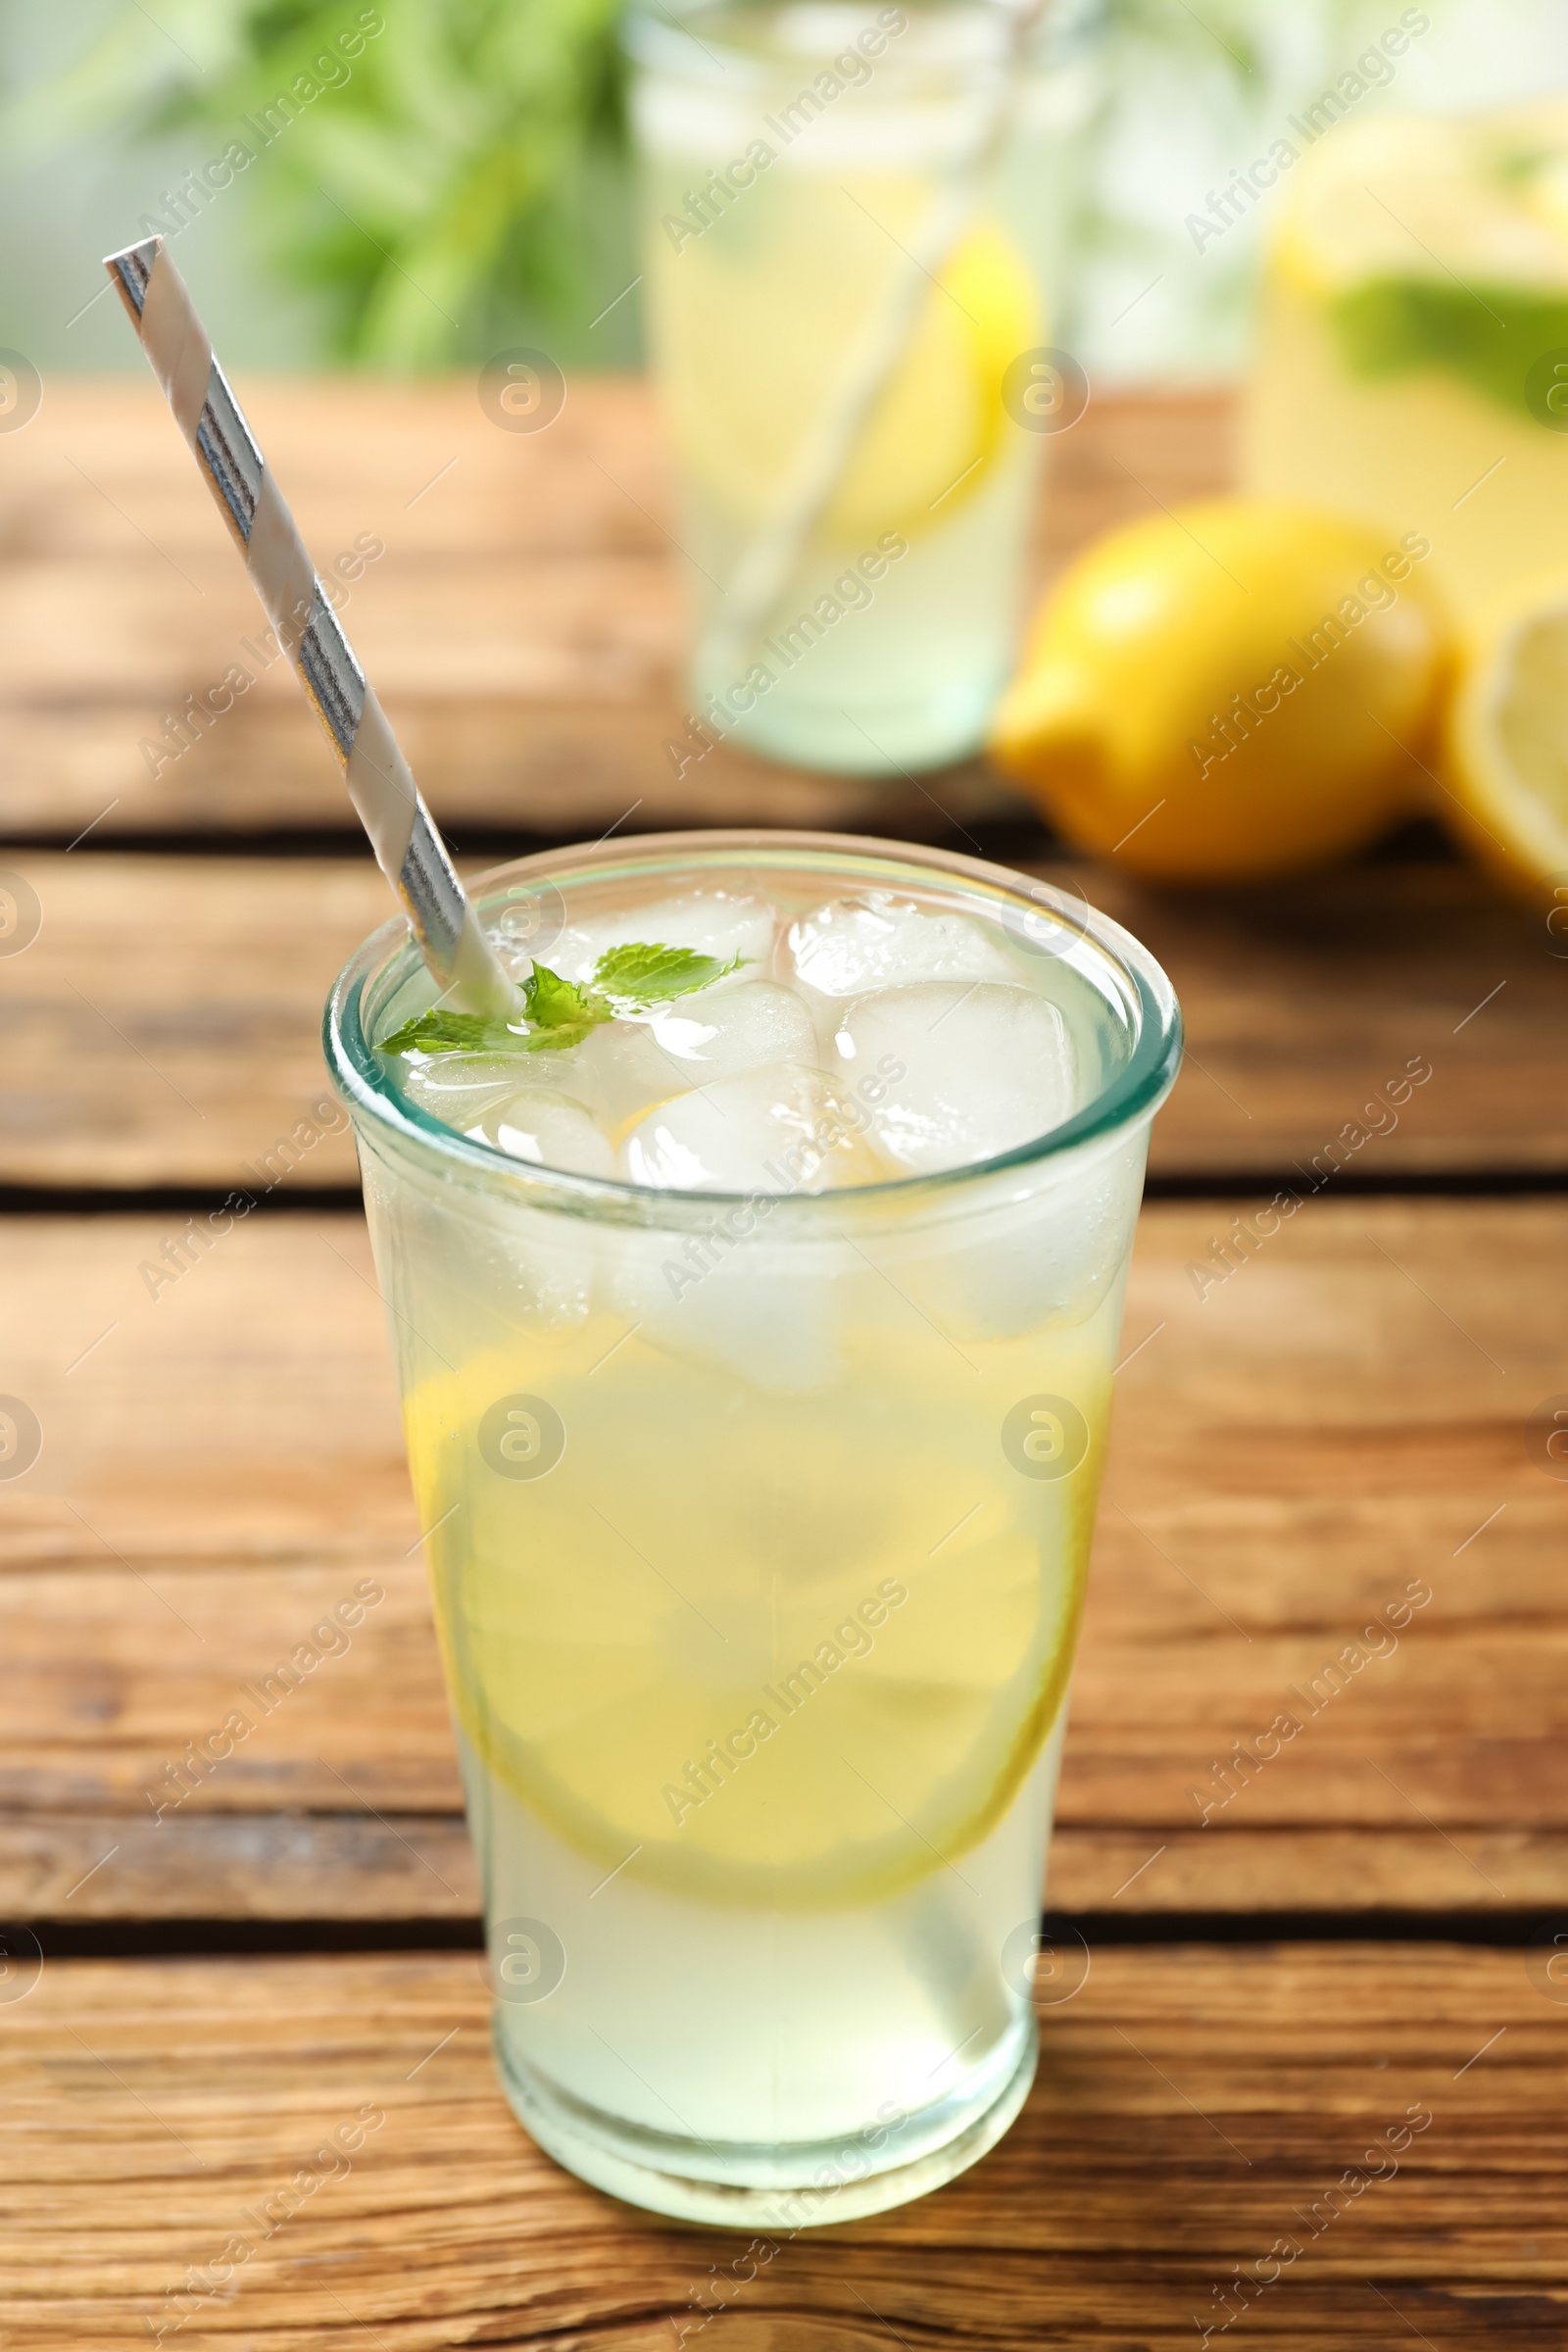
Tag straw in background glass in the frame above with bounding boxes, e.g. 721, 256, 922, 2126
104, 234, 518, 1018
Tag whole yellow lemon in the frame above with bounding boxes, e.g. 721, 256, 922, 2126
988, 500, 1449, 883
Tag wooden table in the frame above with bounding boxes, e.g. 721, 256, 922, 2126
2, 381, 1566, 2346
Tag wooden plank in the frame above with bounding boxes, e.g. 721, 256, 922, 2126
0, 1814, 477, 1923
1079, 860, 1568, 1179
2, 1199, 1564, 1919
0, 857, 374, 1191
19, 1814, 1568, 1926
3, 1944, 1564, 2346
0, 380, 1228, 842
2, 854, 1562, 1192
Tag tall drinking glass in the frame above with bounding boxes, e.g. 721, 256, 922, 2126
325, 832, 1180, 2227
1243, 101, 1568, 622
624, 1, 1099, 774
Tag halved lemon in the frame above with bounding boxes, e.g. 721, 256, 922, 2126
653, 196, 1039, 542
1445, 577, 1568, 904
404, 1335, 1099, 1909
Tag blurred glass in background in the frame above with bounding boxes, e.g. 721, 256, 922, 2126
625, 0, 1095, 773
1072, 0, 1568, 381
1244, 96, 1568, 617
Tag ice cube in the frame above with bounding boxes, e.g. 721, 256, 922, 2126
403, 1052, 560, 1119
603, 1216, 855, 1391
618, 1061, 888, 1193
477, 1085, 614, 1179
579, 979, 817, 1126
787, 892, 1017, 1000
834, 982, 1077, 1174
514, 890, 778, 988
871, 1139, 1146, 1342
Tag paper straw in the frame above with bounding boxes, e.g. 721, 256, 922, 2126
696, 0, 1049, 694
104, 235, 517, 1017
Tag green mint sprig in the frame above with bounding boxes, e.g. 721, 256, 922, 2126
591, 941, 742, 1006
519, 962, 607, 1051
379, 943, 744, 1058
1330, 277, 1568, 415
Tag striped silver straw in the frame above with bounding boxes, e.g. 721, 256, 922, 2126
105, 235, 517, 1017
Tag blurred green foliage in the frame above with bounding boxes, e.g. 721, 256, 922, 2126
50, 0, 631, 368
1098, 0, 1268, 82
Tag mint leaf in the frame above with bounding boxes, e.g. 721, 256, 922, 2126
1329, 276, 1568, 414
379, 964, 611, 1059
378, 1009, 528, 1055
522, 961, 608, 1041
379, 1001, 598, 1058
378, 941, 741, 1062
591, 942, 743, 1005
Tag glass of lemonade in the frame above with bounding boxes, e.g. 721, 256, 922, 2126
325, 832, 1180, 2227
624, 0, 1097, 775
1244, 99, 1568, 620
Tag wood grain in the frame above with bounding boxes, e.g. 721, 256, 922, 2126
0, 857, 376, 1191
3, 1944, 1563, 2346
1077, 860, 1568, 1178
0, 380, 1229, 842
19, 1814, 1568, 1926
3, 1199, 1563, 1918
2, 854, 1562, 1191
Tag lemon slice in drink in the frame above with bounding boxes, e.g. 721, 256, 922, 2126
1445, 575, 1568, 904
654, 202, 1039, 543
1273, 107, 1568, 302
1276, 114, 1533, 301
405, 1339, 1099, 1910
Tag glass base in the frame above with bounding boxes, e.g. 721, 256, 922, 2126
494, 2008, 1038, 2229
693, 671, 1003, 777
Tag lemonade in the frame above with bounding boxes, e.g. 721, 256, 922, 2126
626, 1, 1094, 772
326, 835, 1180, 2224
1244, 103, 1568, 620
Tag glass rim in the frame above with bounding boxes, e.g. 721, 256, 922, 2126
323, 829, 1182, 1222
620, 0, 1079, 83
